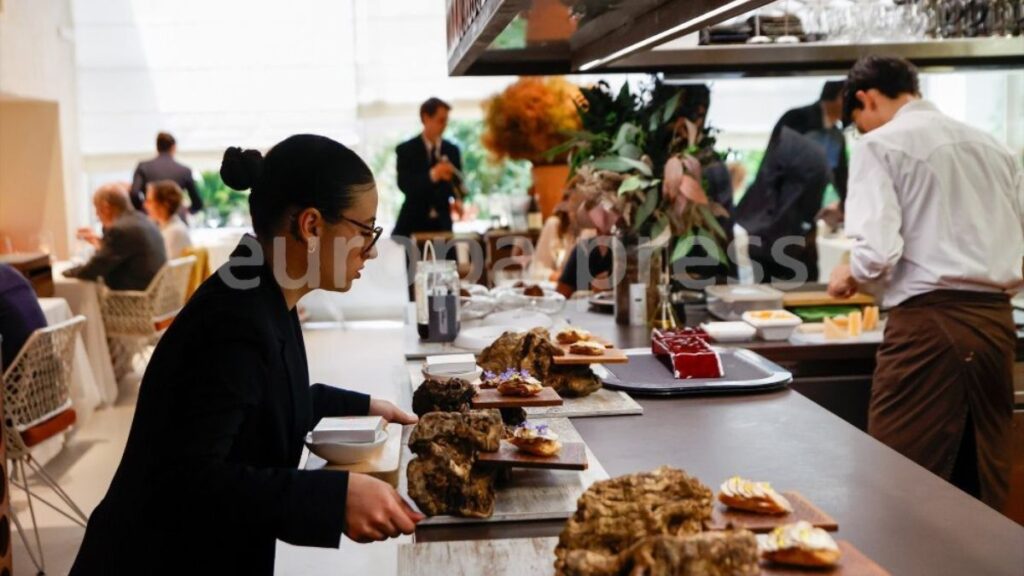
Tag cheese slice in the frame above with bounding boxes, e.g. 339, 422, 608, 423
847, 311, 863, 338
863, 306, 879, 332
823, 317, 845, 340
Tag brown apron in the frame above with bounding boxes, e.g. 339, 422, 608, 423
870, 290, 1015, 511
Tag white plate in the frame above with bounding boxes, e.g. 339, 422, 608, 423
421, 365, 483, 383
701, 321, 756, 343
482, 309, 553, 330
305, 429, 389, 465
454, 325, 525, 353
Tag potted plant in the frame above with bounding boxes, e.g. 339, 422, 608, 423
552, 80, 731, 324
482, 76, 582, 219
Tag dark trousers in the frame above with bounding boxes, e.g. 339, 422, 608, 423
869, 290, 1015, 511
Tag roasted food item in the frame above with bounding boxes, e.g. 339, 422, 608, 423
412, 377, 475, 417
760, 521, 842, 568
406, 410, 503, 518
408, 410, 503, 453
479, 328, 601, 397
496, 370, 544, 397
718, 476, 792, 515
568, 341, 605, 356
546, 365, 603, 397
614, 531, 760, 576
508, 422, 562, 457
555, 466, 714, 574
523, 284, 545, 297
479, 328, 564, 377
556, 327, 592, 345
406, 442, 497, 518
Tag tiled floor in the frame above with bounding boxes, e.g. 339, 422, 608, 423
12, 323, 410, 575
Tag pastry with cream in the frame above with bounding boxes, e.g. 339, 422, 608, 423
568, 341, 606, 356
760, 521, 842, 568
718, 476, 792, 515
487, 368, 544, 397
556, 326, 592, 345
508, 422, 562, 456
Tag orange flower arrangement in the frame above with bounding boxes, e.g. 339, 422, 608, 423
482, 76, 582, 165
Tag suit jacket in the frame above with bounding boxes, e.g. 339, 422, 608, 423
0, 263, 48, 369
131, 153, 204, 213
67, 211, 168, 290
71, 236, 370, 576
769, 102, 848, 201
735, 127, 830, 276
392, 136, 461, 238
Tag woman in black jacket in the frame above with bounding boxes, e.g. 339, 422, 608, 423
71, 135, 423, 575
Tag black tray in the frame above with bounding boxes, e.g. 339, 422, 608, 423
595, 348, 791, 396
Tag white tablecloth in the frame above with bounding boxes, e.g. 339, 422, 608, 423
52, 262, 119, 405
39, 298, 103, 420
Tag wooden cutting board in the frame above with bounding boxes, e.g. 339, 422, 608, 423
706, 491, 838, 533
471, 386, 564, 409
783, 291, 874, 307
477, 440, 588, 471
552, 336, 629, 365
398, 537, 890, 576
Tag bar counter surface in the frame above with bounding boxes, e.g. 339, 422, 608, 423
340, 302, 1024, 575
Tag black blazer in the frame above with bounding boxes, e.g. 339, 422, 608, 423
71, 236, 370, 576
66, 211, 168, 291
391, 136, 461, 238
131, 153, 204, 213
769, 102, 848, 202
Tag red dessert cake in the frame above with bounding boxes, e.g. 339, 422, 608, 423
651, 328, 723, 379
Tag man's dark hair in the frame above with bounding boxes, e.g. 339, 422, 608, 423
820, 80, 845, 102
419, 97, 451, 120
156, 132, 176, 153
842, 56, 920, 126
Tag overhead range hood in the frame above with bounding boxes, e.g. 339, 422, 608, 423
445, 0, 1024, 77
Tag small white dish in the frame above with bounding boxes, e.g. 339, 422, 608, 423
742, 310, 803, 341
454, 325, 525, 353
305, 428, 389, 465
701, 321, 757, 343
421, 365, 483, 384
482, 310, 552, 329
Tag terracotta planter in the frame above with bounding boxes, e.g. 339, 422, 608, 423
525, 0, 576, 43
531, 164, 570, 220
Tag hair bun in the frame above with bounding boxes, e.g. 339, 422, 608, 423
220, 146, 264, 191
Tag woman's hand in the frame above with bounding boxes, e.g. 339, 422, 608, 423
345, 473, 424, 543
368, 398, 418, 425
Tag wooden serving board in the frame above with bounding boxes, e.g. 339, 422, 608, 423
398, 538, 890, 576
408, 363, 643, 418
477, 441, 588, 471
304, 423, 403, 487
471, 386, 563, 409
783, 291, 874, 307
552, 336, 629, 365
400, 418, 608, 526
707, 491, 838, 533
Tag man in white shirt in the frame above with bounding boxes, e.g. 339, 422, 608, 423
828, 56, 1024, 511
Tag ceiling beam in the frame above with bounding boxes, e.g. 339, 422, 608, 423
447, 0, 530, 76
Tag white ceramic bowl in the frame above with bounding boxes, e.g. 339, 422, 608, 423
305, 429, 389, 465
421, 365, 483, 384
741, 310, 803, 341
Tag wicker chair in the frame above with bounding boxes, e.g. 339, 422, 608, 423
2, 315, 86, 575
100, 256, 197, 379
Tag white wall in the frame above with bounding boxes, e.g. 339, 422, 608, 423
0, 0, 84, 257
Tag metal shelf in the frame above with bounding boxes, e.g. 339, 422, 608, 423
606, 37, 1024, 78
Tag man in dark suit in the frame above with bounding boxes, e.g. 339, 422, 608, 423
391, 97, 464, 239
65, 183, 168, 290
735, 127, 831, 283
130, 131, 204, 214
769, 81, 848, 224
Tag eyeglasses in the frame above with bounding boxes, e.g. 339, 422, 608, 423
339, 215, 383, 255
